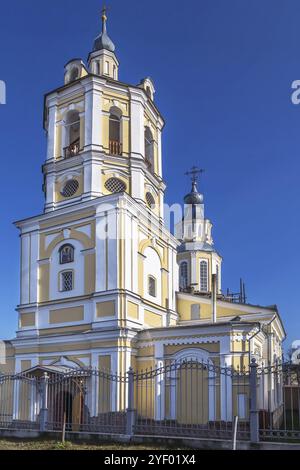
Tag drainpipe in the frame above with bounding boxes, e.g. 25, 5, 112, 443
266, 315, 276, 366
247, 323, 261, 366
247, 315, 276, 365
212, 273, 217, 323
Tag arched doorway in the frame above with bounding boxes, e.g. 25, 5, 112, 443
51, 380, 85, 431
54, 390, 73, 430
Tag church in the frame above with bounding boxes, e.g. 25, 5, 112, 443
0, 10, 285, 425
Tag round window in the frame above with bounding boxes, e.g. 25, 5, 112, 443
146, 192, 155, 208
61, 179, 79, 198
104, 177, 126, 193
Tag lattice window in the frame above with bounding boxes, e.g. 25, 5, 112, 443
104, 177, 126, 193
61, 179, 79, 198
61, 271, 73, 292
200, 260, 208, 292
59, 244, 74, 264
146, 192, 155, 208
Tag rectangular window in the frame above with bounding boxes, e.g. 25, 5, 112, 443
148, 276, 156, 297
105, 61, 109, 75
61, 271, 73, 292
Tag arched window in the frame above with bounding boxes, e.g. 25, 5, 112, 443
200, 260, 208, 292
109, 108, 122, 155
60, 270, 73, 292
180, 262, 188, 290
145, 127, 154, 173
148, 275, 156, 297
145, 191, 155, 208
70, 67, 79, 82
59, 244, 74, 264
64, 111, 80, 158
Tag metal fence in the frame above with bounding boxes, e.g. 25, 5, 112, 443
0, 359, 299, 443
258, 362, 300, 441
133, 360, 250, 440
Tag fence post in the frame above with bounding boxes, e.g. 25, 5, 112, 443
249, 358, 259, 443
39, 372, 49, 432
126, 367, 135, 436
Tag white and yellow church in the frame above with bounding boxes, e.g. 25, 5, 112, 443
0, 10, 286, 423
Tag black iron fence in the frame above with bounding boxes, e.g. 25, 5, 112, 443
0, 359, 299, 443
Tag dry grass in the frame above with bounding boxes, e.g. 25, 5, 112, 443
0, 439, 182, 451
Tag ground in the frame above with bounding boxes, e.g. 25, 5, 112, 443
0, 439, 186, 450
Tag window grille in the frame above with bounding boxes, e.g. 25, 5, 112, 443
61, 271, 73, 292
104, 177, 126, 193
146, 192, 155, 208
61, 179, 79, 198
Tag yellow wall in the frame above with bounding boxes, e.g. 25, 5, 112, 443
49, 306, 84, 324
144, 310, 163, 328
127, 301, 139, 320
19, 312, 35, 328
96, 301, 115, 318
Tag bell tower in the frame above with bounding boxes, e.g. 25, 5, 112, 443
42, 9, 165, 219
14, 8, 179, 375
175, 167, 222, 294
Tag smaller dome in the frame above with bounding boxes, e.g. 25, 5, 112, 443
93, 31, 115, 53
184, 182, 204, 205
93, 12, 115, 53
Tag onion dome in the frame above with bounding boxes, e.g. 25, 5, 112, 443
93, 8, 115, 52
184, 181, 204, 205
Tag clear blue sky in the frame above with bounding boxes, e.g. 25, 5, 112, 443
0, 0, 299, 346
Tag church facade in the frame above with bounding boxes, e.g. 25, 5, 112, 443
1, 11, 285, 423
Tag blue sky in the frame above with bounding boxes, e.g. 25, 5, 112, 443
0, 0, 299, 346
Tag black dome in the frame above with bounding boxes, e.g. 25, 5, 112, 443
184, 182, 204, 205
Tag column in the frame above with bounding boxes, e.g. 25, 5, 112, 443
90, 353, 99, 417
129, 89, 145, 201
29, 230, 39, 304
84, 82, 102, 149
46, 96, 58, 161
157, 122, 163, 178
154, 343, 165, 421
191, 252, 197, 288
129, 90, 144, 158
220, 355, 233, 421
20, 234, 30, 305
45, 173, 56, 211
95, 211, 107, 292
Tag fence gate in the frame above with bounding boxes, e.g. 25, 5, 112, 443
46, 368, 127, 434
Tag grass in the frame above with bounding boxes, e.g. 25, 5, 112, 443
0, 439, 185, 451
